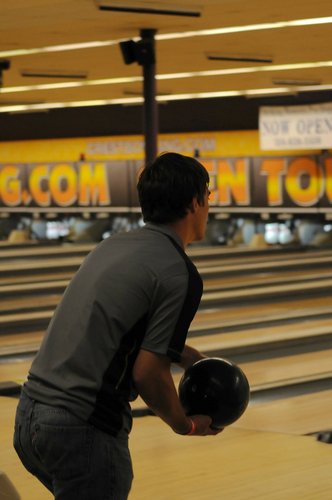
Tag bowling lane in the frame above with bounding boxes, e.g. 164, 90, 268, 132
204, 268, 332, 291
192, 295, 332, 331
234, 389, 332, 435
2, 263, 332, 319
194, 248, 332, 269
3, 349, 332, 438
0, 357, 32, 384
0, 271, 73, 286
2, 394, 332, 500
0, 294, 62, 314
0, 331, 43, 359
130, 417, 332, 500
189, 316, 332, 355
0, 243, 94, 260
1, 295, 332, 358
3, 344, 332, 396
2, 247, 332, 281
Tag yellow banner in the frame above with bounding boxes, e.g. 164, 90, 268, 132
0, 130, 322, 164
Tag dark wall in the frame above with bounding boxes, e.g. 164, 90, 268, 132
1, 91, 332, 141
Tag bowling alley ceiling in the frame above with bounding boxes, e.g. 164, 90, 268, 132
1, 0, 332, 115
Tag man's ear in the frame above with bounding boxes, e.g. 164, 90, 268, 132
188, 197, 199, 214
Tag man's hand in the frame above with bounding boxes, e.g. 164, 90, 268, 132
188, 415, 224, 436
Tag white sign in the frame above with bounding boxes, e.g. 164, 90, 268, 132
259, 103, 332, 150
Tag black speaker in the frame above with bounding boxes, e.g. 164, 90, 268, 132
119, 40, 137, 65
119, 39, 155, 65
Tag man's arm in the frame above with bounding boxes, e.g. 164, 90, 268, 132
132, 349, 220, 436
176, 344, 207, 371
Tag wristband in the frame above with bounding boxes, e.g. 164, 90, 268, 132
185, 418, 196, 435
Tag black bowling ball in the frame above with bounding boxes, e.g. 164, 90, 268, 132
178, 357, 250, 428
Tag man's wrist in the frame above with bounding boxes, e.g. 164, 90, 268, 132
185, 418, 196, 435
182, 417, 196, 435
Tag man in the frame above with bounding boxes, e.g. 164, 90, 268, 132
14, 152, 222, 500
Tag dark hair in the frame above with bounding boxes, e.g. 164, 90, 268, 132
137, 152, 209, 224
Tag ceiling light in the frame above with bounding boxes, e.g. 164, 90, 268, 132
1, 75, 143, 93
21, 69, 88, 79
3, 59, 332, 95
0, 100, 45, 105
206, 54, 273, 64
0, 40, 127, 58
123, 89, 171, 96
157, 16, 332, 41
156, 59, 332, 79
1, 16, 332, 58
272, 78, 322, 86
1, 84, 330, 113
98, 3, 201, 17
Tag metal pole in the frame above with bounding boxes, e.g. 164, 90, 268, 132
140, 29, 158, 165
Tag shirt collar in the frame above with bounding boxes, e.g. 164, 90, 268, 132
143, 222, 184, 249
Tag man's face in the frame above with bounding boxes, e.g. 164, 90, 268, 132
193, 188, 210, 241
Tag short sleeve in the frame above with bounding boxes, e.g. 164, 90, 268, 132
141, 260, 203, 362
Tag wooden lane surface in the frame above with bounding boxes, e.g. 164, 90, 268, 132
195, 247, 332, 268
3, 345, 332, 390
241, 348, 332, 391
0, 294, 62, 314
0, 357, 33, 383
3, 249, 332, 274
2, 248, 332, 276
1, 395, 332, 500
0, 331, 44, 358
1, 294, 332, 351
189, 316, 332, 354
0, 243, 94, 260
205, 268, 332, 290
1, 266, 331, 290
0, 243, 284, 265
129, 417, 332, 500
0, 297, 332, 355
129, 347, 332, 435
3, 275, 332, 317
0, 256, 83, 274
0, 241, 305, 260
0, 240, 38, 247
3, 347, 332, 436
2, 265, 332, 313
203, 277, 332, 305
1, 370, 332, 438
2, 267, 332, 297
1, 295, 332, 364
192, 295, 332, 330
234, 389, 332, 435
2, 311, 332, 361
0, 310, 53, 331
0, 271, 73, 286
199, 254, 332, 278
145, 348, 332, 402
2, 345, 332, 390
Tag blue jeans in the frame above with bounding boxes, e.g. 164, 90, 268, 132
13, 392, 133, 499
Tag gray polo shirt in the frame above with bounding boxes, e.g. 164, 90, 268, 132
24, 223, 203, 435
